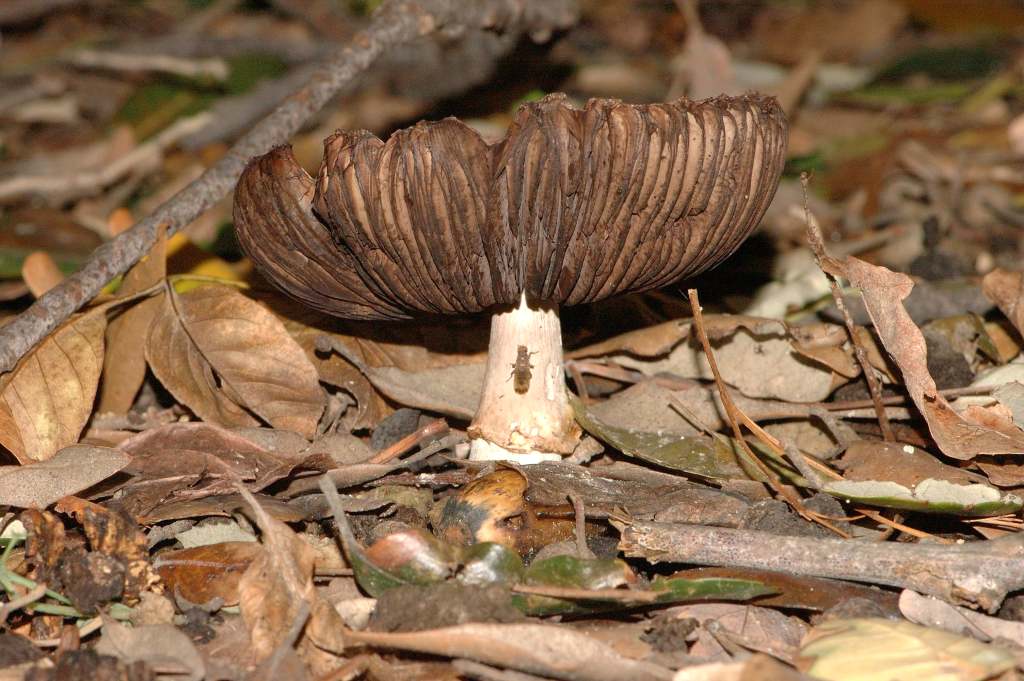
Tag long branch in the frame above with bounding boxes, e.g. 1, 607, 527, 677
0, 0, 576, 373
619, 520, 1024, 613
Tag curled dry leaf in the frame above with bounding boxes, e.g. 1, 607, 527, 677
0, 307, 106, 463
836, 257, 1024, 460
145, 284, 324, 438
0, 445, 130, 509
982, 267, 1024, 337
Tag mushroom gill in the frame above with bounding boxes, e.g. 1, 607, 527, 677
233, 93, 787, 462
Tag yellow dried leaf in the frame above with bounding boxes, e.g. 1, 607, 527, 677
0, 309, 106, 463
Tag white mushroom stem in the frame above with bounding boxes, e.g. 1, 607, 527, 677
468, 292, 581, 463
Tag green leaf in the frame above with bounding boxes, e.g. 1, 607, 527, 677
571, 395, 747, 479
824, 479, 1022, 517
459, 543, 525, 587
648, 576, 775, 604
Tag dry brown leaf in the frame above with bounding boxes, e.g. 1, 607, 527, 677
344, 623, 672, 681
284, 319, 387, 431
96, 618, 205, 681
0, 445, 130, 508
146, 284, 324, 438
575, 317, 845, 402
20, 250, 64, 298
982, 268, 1024, 337
837, 440, 987, 488
0, 307, 106, 463
839, 257, 1024, 459
97, 226, 167, 414
237, 486, 346, 673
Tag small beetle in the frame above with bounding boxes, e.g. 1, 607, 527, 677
509, 345, 536, 394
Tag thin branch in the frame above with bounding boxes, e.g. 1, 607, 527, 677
687, 290, 846, 537
0, 0, 577, 374
619, 520, 1024, 612
64, 49, 230, 81
368, 417, 449, 464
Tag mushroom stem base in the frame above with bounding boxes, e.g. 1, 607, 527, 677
468, 294, 580, 462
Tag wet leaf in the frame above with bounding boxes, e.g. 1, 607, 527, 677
0, 307, 106, 463
330, 506, 411, 597
797, 618, 1016, 681
146, 284, 324, 437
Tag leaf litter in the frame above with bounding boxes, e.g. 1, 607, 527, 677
1, 2, 1024, 680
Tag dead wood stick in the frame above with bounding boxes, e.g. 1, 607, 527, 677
619, 520, 1024, 612
65, 49, 230, 81
0, 0, 576, 374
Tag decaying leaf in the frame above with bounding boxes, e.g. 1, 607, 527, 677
0, 445, 130, 508
236, 486, 345, 672
797, 618, 1016, 681
835, 256, 1024, 459
0, 307, 106, 463
146, 284, 324, 437
96, 618, 205, 681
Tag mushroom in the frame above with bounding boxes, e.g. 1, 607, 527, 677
233, 93, 787, 463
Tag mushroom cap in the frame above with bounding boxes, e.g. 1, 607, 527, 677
234, 93, 787, 320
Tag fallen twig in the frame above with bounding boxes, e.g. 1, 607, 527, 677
619, 520, 1024, 612
368, 418, 449, 464
687, 290, 846, 536
65, 49, 230, 81
0, 0, 577, 374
